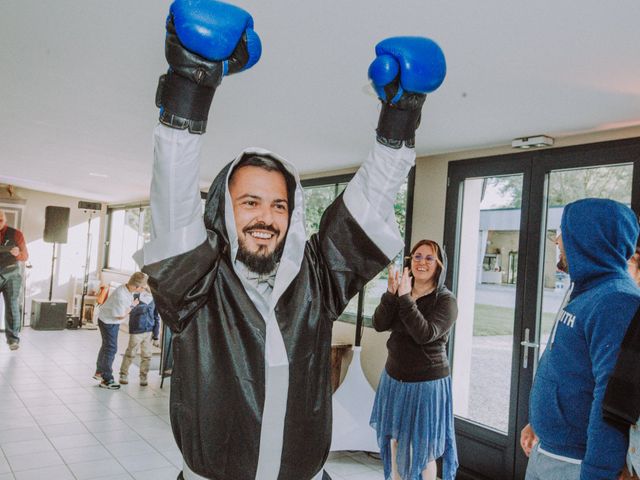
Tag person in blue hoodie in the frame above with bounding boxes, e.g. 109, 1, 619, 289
119, 290, 160, 387
526, 198, 640, 480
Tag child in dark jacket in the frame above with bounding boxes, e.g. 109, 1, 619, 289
119, 290, 160, 386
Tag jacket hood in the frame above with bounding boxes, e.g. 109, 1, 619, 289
203, 147, 307, 304
560, 198, 639, 293
435, 240, 449, 292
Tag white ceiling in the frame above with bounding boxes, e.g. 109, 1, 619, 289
2, 0, 640, 203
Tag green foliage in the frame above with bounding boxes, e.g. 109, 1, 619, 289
303, 178, 409, 326
303, 184, 346, 236
303, 181, 408, 240
547, 166, 632, 206
484, 164, 633, 209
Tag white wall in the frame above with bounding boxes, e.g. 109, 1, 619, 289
1, 186, 105, 324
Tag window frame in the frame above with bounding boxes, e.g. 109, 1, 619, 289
301, 167, 415, 333
103, 202, 150, 273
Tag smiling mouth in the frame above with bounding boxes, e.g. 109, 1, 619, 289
248, 230, 275, 240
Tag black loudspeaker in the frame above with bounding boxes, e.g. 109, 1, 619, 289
44, 206, 70, 244
31, 299, 68, 330
66, 315, 81, 329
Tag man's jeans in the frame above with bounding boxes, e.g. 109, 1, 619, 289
0, 266, 23, 344
96, 320, 120, 382
525, 443, 581, 480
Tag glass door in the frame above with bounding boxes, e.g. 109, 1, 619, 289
444, 138, 640, 480
444, 154, 533, 480
452, 174, 523, 434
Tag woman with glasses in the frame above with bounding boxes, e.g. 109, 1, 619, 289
370, 239, 458, 480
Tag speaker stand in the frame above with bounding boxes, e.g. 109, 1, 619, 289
79, 212, 92, 327
78, 209, 99, 329
48, 242, 57, 301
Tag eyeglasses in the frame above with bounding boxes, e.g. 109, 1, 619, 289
407, 254, 436, 264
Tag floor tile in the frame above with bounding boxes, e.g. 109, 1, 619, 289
1, 328, 388, 480
57, 444, 114, 464
68, 458, 128, 480
6, 450, 64, 472
13, 464, 75, 480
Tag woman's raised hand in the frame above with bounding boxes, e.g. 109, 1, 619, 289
398, 267, 412, 297
387, 265, 400, 294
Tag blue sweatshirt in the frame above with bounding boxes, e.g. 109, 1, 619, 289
128, 296, 160, 339
529, 198, 640, 480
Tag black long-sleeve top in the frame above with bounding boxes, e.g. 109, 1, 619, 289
372, 286, 458, 382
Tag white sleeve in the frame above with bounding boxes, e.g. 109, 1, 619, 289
342, 141, 415, 259
137, 124, 208, 266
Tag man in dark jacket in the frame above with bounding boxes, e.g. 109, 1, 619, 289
0, 209, 29, 350
136, 1, 446, 479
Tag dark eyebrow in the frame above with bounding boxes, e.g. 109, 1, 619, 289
236, 194, 261, 201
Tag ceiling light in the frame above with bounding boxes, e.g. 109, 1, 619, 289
89, 172, 109, 178
511, 135, 554, 149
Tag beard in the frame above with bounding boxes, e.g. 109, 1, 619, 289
236, 223, 286, 275
557, 254, 569, 274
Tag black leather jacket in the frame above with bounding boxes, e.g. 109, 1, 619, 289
144, 158, 390, 480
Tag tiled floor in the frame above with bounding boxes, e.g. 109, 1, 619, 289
0, 328, 384, 480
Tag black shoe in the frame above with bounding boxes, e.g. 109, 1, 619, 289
99, 379, 120, 390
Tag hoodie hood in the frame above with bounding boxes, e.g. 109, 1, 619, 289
203, 147, 307, 305
435, 241, 448, 292
560, 198, 639, 295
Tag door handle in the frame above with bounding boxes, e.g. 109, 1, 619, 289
520, 328, 539, 369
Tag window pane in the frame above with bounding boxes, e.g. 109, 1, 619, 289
106, 207, 145, 273
360, 183, 408, 326
302, 178, 408, 325
538, 163, 634, 357
304, 184, 347, 236
451, 174, 524, 434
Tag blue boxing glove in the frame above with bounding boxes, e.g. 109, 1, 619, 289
156, 0, 262, 134
368, 37, 446, 148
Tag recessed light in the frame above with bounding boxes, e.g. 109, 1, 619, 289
89, 172, 109, 178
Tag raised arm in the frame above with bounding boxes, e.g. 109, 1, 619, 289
317, 37, 447, 316
372, 292, 400, 332
343, 37, 446, 261
140, 0, 261, 331
141, 0, 262, 267
397, 293, 457, 345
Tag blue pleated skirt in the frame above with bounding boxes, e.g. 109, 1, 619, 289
370, 371, 458, 480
